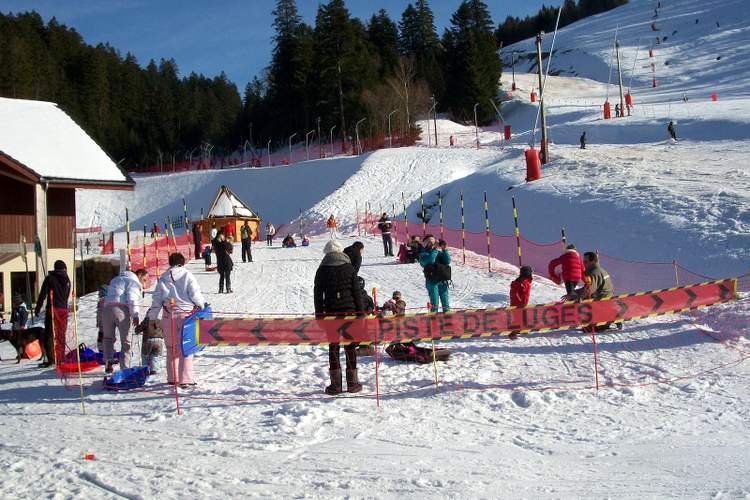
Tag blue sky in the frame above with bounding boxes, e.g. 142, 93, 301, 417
1, 0, 561, 91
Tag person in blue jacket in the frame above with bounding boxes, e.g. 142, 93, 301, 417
419, 236, 451, 313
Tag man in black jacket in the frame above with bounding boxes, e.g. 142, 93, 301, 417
378, 212, 394, 257
343, 241, 364, 273
192, 223, 202, 260
215, 233, 234, 293
34, 260, 71, 367
314, 240, 364, 395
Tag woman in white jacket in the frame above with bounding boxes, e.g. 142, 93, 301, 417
147, 253, 205, 387
102, 268, 148, 373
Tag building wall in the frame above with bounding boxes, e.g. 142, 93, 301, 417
47, 187, 75, 249
0, 249, 74, 313
0, 176, 35, 244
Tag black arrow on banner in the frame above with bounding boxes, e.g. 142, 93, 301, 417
250, 321, 267, 342
685, 288, 697, 307
616, 299, 629, 318
650, 294, 664, 313
293, 321, 311, 341
208, 322, 226, 342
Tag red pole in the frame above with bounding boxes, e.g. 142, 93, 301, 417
169, 299, 182, 415
591, 329, 600, 390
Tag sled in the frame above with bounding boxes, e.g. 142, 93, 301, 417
385, 343, 451, 364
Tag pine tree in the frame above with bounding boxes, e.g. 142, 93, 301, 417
367, 9, 400, 78
443, 0, 501, 125
399, 1, 444, 100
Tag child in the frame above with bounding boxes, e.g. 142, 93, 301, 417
382, 291, 406, 317
136, 318, 164, 375
10, 292, 28, 331
548, 244, 584, 294
509, 266, 533, 340
301, 235, 310, 247
202, 245, 213, 270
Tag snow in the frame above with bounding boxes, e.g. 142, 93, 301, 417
0, 97, 128, 183
5, 0, 750, 497
207, 188, 256, 218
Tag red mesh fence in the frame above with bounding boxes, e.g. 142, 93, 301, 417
359, 214, 747, 294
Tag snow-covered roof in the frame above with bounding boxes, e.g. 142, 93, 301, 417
207, 185, 257, 218
0, 97, 132, 185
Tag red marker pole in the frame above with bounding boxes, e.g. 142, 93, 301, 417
169, 299, 182, 415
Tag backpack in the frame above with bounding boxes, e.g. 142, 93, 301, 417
423, 262, 451, 282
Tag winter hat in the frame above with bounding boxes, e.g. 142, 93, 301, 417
324, 240, 344, 254
566, 243, 576, 250
53, 260, 67, 271
520, 265, 533, 280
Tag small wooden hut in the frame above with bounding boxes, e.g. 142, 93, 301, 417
200, 185, 261, 242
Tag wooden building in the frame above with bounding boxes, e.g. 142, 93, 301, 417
199, 185, 261, 242
0, 97, 134, 314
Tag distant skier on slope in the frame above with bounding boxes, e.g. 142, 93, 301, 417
667, 121, 678, 141
580, 131, 587, 149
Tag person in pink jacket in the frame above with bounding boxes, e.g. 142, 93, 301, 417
146, 253, 205, 388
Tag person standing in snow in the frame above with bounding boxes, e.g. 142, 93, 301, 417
266, 222, 275, 246
343, 241, 364, 273
215, 233, 234, 293
102, 268, 149, 373
314, 240, 364, 395
192, 223, 202, 260
580, 131, 587, 149
225, 222, 236, 240
240, 220, 253, 263
377, 212, 394, 257
84, 238, 91, 255
508, 266, 534, 340
326, 214, 338, 239
419, 236, 451, 313
615, 103, 620, 117
548, 244, 585, 295
10, 292, 29, 331
146, 253, 205, 387
667, 121, 677, 141
34, 260, 71, 368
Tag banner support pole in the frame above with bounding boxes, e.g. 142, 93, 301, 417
512, 196, 522, 267
484, 192, 492, 272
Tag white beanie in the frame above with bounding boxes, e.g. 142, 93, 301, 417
324, 239, 344, 254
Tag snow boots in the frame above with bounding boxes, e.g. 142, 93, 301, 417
346, 369, 362, 393
325, 369, 343, 395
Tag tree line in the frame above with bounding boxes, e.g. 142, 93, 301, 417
0, 1, 626, 169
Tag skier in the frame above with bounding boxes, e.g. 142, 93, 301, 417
326, 214, 337, 239
667, 121, 677, 141
146, 252, 205, 388
192, 223, 202, 260
580, 131, 587, 149
508, 265, 534, 340
343, 241, 364, 273
615, 103, 621, 117
102, 268, 149, 373
419, 236, 451, 313
377, 212, 394, 257
215, 233, 234, 293
266, 222, 275, 246
313, 240, 364, 395
548, 244, 585, 295
34, 260, 71, 368
240, 220, 253, 263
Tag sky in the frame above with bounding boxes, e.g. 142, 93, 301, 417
1, 0, 562, 91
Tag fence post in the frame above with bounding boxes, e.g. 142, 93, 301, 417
512, 196, 522, 267
402, 192, 409, 242
484, 192, 492, 272
142, 225, 148, 269
460, 191, 466, 265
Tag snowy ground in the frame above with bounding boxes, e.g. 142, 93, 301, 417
1, 235, 749, 498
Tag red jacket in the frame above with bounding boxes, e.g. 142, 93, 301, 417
510, 277, 532, 307
548, 249, 584, 284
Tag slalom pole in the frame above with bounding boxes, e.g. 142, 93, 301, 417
512, 196, 522, 267
438, 191, 444, 240
142, 225, 148, 269
460, 191, 466, 265
50, 290, 58, 366
154, 226, 160, 277
125, 208, 131, 269
372, 287, 380, 408
673, 260, 680, 286
420, 191, 425, 236
561, 227, 567, 251
168, 299, 182, 415
355, 201, 361, 236
484, 192, 492, 272
402, 192, 409, 241
427, 302, 439, 392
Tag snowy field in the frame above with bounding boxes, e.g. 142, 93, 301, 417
4, 0, 750, 497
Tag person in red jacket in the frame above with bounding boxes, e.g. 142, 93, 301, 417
548, 244, 584, 294
508, 265, 533, 340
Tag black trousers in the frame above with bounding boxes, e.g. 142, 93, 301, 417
329, 343, 357, 371
565, 281, 576, 295
382, 233, 393, 256
266, 235, 273, 246
241, 239, 252, 262
194, 243, 201, 260
218, 269, 232, 291
43, 311, 55, 363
